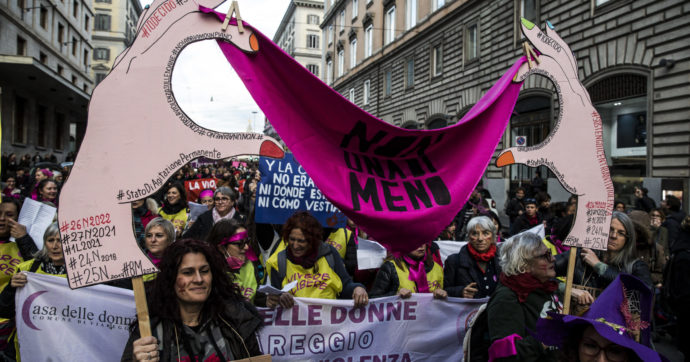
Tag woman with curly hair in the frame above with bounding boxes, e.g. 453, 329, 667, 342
265, 211, 368, 309
121, 239, 263, 361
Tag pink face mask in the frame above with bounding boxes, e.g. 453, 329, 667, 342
220, 231, 249, 269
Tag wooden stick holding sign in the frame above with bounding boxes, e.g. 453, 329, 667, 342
222, 1, 243, 33
132, 277, 152, 338
496, 17, 615, 316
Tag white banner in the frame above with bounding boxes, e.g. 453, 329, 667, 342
258, 294, 486, 361
15, 272, 135, 362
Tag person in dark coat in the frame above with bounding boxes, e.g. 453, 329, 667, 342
121, 239, 264, 361
509, 198, 543, 236
505, 187, 526, 227
633, 186, 656, 213
183, 187, 242, 241
444, 216, 501, 299
661, 195, 686, 250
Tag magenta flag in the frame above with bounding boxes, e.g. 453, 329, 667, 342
205, 8, 525, 254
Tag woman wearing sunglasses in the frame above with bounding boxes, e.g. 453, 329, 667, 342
206, 219, 264, 305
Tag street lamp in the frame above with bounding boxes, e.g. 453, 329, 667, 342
251, 111, 258, 133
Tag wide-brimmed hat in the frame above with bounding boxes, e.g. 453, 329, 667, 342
535, 274, 665, 361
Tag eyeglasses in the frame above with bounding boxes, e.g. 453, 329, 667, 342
580, 339, 629, 362
532, 250, 553, 262
229, 238, 249, 248
609, 228, 627, 239
214, 197, 231, 203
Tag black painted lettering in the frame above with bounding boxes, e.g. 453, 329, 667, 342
403, 180, 432, 210
362, 155, 385, 178
426, 176, 451, 205
381, 181, 406, 211
405, 159, 425, 177
350, 172, 382, 211
373, 136, 417, 157
386, 159, 406, 180
340, 121, 387, 152
400, 135, 440, 172
343, 151, 363, 172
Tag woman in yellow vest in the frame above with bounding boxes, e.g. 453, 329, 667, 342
266, 211, 368, 309
206, 219, 265, 305
0, 223, 66, 361
157, 181, 189, 237
0, 199, 27, 354
369, 243, 448, 299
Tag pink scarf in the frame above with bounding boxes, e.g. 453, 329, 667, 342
402, 255, 430, 293
212, 206, 236, 224
147, 252, 161, 267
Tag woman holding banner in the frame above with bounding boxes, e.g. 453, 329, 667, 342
369, 243, 448, 300
123, 239, 263, 361
206, 219, 265, 305
0, 223, 65, 361
265, 211, 368, 309
486, 232, 561, 361
444, 216, 501, 299
183, 187, 241, 241
157, 182, 189, 238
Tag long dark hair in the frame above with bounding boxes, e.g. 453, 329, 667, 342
206, 219, 245, 249
163, 181, 188, 208
147, 239, 243, 325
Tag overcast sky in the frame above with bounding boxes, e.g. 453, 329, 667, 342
139, 0, 291, 133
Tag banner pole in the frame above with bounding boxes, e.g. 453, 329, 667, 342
562, 246, 578, 315
132, 276, 152, 337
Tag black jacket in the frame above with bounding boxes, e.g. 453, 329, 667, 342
555, 249, 653, 289
121, 300, 263, 361
444, 245, 501, 298
182, 209, 243, 241
505, 198, 525, 224
509, 212, 542, 236
369, 259, 437, 298
663, 210, 687, 250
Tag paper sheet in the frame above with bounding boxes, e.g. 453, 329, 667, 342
356, 238, 388, 270
12, 198, 57, 250
258, 280, 299, 295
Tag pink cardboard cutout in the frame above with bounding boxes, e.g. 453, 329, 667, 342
58, 0, 284, 288
497, 19, 614, 250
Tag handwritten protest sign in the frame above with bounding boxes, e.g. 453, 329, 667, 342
496, 20, 614, 251
258, 294, 485, 361
57, 1, 284, 289
184, 177, 218, 203
256, 153, 345, 228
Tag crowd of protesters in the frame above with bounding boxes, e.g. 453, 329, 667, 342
0, 152, 688, 361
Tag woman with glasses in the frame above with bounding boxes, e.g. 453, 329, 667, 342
555, 212, 653, 297
183, 187, 242, 241
486, 232, 562, 361
265, 211, 368, 309
206, 219, 265, 305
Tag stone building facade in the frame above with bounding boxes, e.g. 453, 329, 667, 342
320, 0, 690, 209
90, 0, 142, 84
1, 0, 94, 160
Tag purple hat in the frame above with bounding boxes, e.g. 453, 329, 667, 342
535, 274, 665, 362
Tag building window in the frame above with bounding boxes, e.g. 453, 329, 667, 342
352, 0, 358, 19
349, 88, 355, 102
57, 64, 64, 76
17, 0, 25, 11
350, 38, 357, 69
40, 52, 48, 64
40, 6, 48, 28
385, 6, 395, 45
405, 0, 416, 30
83, 49, 88, 68
16, 36, 26, 55
55, 113, 65, 149
95, 0, 111, 3
94, 47, 110, 60
405, 57, 414, 88
363, 79, 370, 105
520, 0, 538, 22
72, 75, 77, 84
72, 37, 78, 56
339, 11, 345, 32
37, 106, 47, 147
72, 0, 78, 17
307, 34, 319, 49
13, 96, 26, 144
432, 0, 445, 11
307, 14, 319, 24
465, 22, 479, 63
306, 64, 319, 76
84, 15, 90, 31
432, 44, 442, 76
326, 59, 333, 84
95, 73, 107, 84
95, 14, 111, 31
58, 23, 65, 44
364, 24, 373, 58
384, 69, 392, 96
595, 0, 610, 5
338, 49, 344, 77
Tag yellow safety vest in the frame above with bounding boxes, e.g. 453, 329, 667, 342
325, 228, 352, 259
266, 252, 343, 299
264, 238, 287, 268
234, 262, 258, 302
392, 260, 444, 293
0, 242, 23, 291
158, 207, 188, 232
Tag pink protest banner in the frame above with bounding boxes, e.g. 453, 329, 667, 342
232, 161, 240, 168
58, 0, 284, 288
184, 177, 218, 202
203, 7, 525, 254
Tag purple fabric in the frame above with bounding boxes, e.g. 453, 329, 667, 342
488, 333, 522, 361
204, 8, 525, 254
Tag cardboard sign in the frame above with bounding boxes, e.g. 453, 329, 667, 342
57, 1, 284, 288
210, 7, 526, 255
255, 153, 346, 228
496, 19, 614, 250
184, 177, 218, 202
